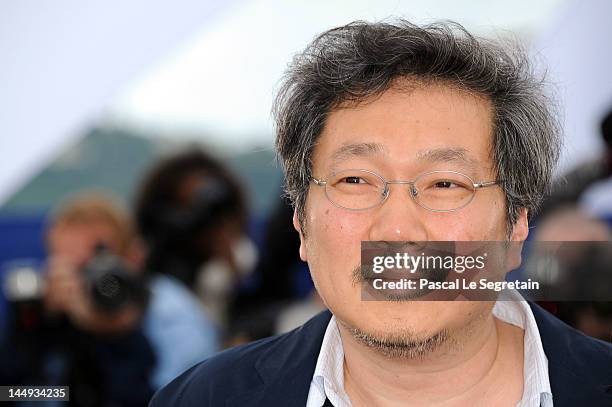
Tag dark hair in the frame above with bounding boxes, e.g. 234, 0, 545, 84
274, 20, 561, 233
134, 148, 247, 247
602, 108, 612, 146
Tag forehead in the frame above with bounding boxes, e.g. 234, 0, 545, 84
313, 83, 494, 175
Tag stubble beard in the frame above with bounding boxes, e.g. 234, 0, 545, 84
343, 322, 454, 359
337, 294, 490, 360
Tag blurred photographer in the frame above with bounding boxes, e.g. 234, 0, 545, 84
1, 194, 154, 406
44, 195, 146, 335
134, 149, 256, 327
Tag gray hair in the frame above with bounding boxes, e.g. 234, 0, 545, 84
273, 20, 561, 233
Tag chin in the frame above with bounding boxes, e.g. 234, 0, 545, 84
338, 301, 446, 336
335, 307, 454, 359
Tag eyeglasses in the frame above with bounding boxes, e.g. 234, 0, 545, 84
311, 169, 501, 212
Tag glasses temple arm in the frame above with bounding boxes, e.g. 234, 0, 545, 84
474, 180, 503, 189
312, 178, 327, 186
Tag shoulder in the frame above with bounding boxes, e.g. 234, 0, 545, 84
144, 274, 217, 337
149, 335, 280, 406
530, 302, 612, 364
529, 302, 612, 400
548, 315, 612, 374
146, 274, 215, 329
148, 274, 202, 312
149, 310, 333, 406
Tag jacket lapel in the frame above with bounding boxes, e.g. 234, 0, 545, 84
227, 310, 333, 407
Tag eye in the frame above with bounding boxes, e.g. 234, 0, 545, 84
428, 179, 472, 191
340, 176, 367, 184
433, 180, 457, 189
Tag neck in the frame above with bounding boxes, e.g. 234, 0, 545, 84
339, 313, 523, 406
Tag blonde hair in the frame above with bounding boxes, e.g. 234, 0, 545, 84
49, 192, 134, 254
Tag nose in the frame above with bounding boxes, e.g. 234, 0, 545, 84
367, 184, 428, 243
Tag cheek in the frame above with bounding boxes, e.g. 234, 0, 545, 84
421, 202, 507, 241
307, 204, 370, 253
304, 200, 372, 298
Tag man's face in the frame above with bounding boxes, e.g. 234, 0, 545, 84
295, 83, 528, 344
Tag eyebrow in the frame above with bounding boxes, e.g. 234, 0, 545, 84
329, 143, 479, 169
416, 147, 479, 168
330, 142, 386, 164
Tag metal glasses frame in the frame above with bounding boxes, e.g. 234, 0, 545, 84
311, 169, 501, 212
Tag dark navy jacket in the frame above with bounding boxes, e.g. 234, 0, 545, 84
150, 303, 612, 406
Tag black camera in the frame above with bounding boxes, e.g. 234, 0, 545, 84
82, 244, 149, 313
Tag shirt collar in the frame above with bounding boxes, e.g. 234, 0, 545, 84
494, 290, 552, 406
309, 314, 351, 407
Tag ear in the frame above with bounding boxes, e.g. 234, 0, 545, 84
292, 209, 308, 262
506, 208, 529, 270
510, 208, 529, 242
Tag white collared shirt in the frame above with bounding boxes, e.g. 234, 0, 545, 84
306, 290, 553, 407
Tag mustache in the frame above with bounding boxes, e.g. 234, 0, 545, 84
352, 263, 450, 284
